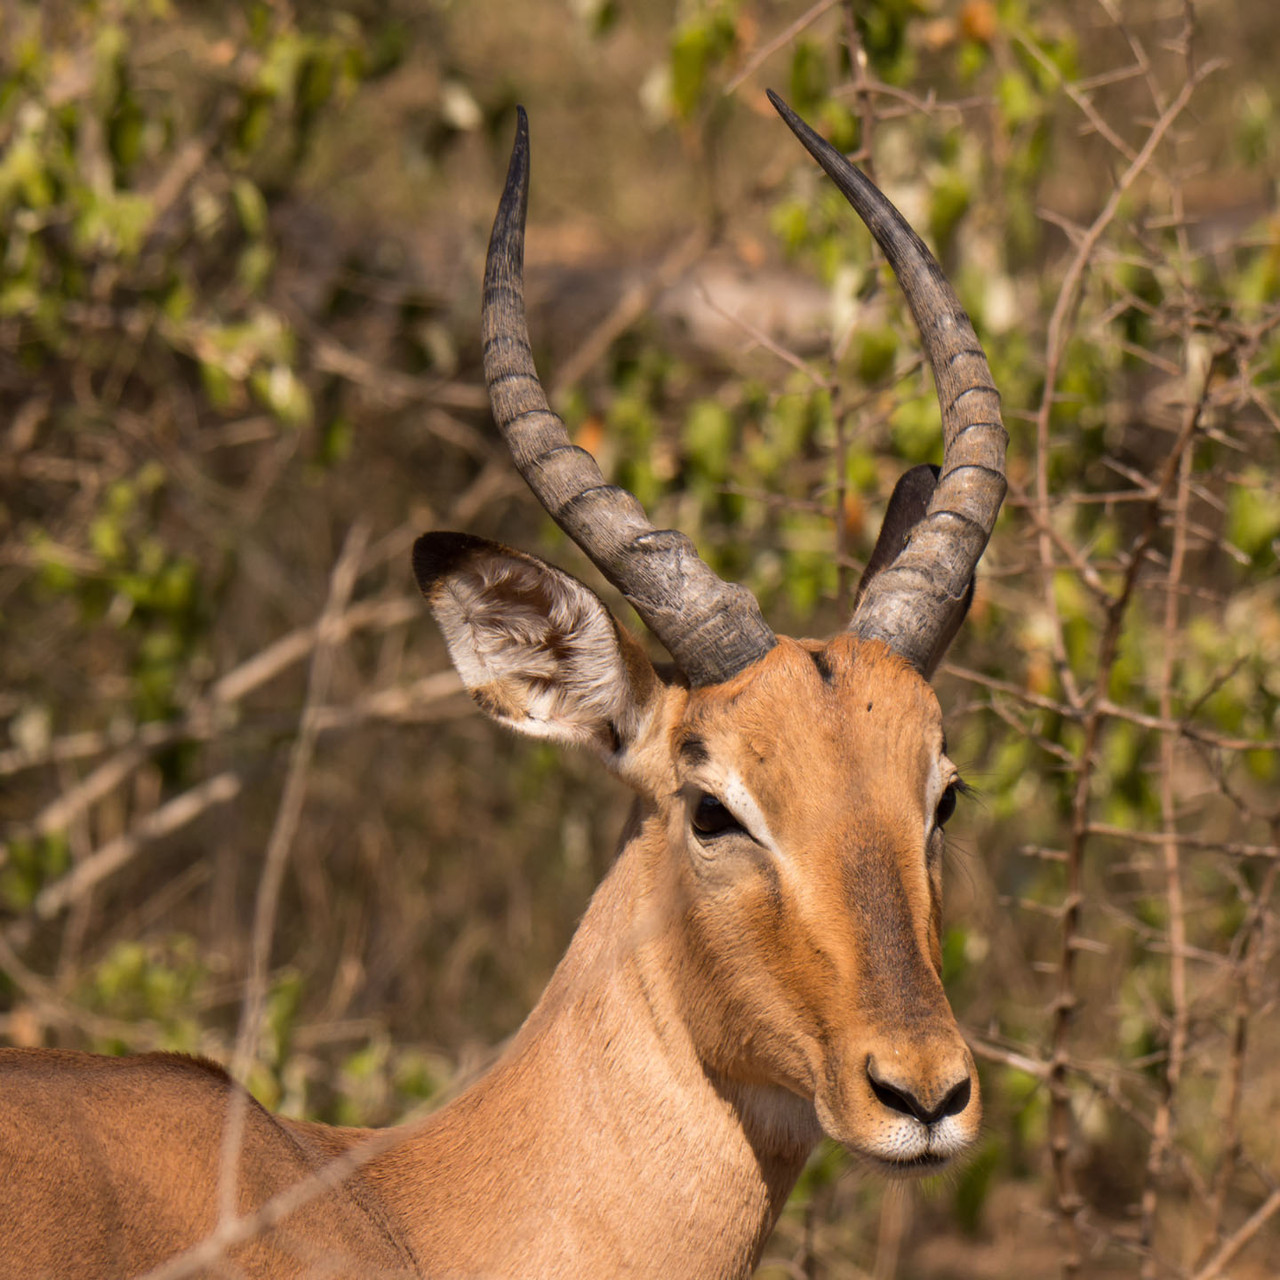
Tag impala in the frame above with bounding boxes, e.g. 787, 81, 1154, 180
0, 93, 1006, 1279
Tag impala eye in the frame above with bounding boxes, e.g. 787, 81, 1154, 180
691, 793, 743, 839
935, 780, 969, 829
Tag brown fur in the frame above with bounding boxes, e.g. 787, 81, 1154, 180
0, 550, 979, 1278
0, 1049, 415, 1277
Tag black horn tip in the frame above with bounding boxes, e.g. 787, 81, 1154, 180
766, 90, 842, 177
765, 89, 805, 140
767, 89, 889, 231
503, 104, 531, 206
512, 103, 530, 164
487, 107, 531, 275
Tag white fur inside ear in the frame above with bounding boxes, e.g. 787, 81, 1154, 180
429, 550, 636, 752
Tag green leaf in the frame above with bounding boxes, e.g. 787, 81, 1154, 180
669, 7, 737, 120
788, 39, 827, 118
683, 398, 734, 481
996, 69, 1040, 132
1228, 473, 1280, 563
232, 178, 270, 239
848, 325, 898, 385
928, 168, 970, 255
889, 393, 941, 462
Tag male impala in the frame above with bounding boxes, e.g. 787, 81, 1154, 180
0, 93, 1006, 1279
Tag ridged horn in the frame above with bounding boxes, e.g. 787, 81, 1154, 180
482, 107, 776, 687
769, 91, 1007, 673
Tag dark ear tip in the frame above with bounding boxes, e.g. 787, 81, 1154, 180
412, 531, 486, 596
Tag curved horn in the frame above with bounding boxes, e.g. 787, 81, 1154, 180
482, 107, 776, 687
768, 91, 1007, 673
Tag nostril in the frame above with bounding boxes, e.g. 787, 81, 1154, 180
937, 1075, 971, 1120
866, 1060, 972, 1126
867, 1073, 921, 1120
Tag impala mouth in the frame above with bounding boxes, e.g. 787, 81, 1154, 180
860, 1148, 954, 1180
819, 1096, 977, 1177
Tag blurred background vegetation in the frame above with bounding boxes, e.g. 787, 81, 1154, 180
2, 0, 1279, 1276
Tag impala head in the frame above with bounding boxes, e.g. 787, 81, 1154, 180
414, 99, 1006, 1176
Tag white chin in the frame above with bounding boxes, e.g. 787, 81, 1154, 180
840, 1119, 974, 1177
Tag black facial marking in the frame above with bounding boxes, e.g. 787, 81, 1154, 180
679, 735, 710, 767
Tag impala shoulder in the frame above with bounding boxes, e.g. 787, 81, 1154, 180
135, 1050, 237, 1083
0, 1046, 225, 1086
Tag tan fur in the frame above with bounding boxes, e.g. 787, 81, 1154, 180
0, 555, 979, 1278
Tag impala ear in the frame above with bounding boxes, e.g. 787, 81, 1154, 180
853, 464, 974, 677
413, 532, 661, 768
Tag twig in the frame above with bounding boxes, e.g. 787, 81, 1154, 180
692, 280, 831, 389
941, 664, 1280, 755
0, 597, 420, 779
6, 744, 151, 857
138, 1107, 434, 1280
217, 520, 370, 1226
1191, 1187, 1280, 1280
1039, 112, 1223, 1262
31, 772, 242, 919
723, 0, 841, 97
1012, 30, 1138, 164
548, 228, 711, 398
840, 0, 876, 179
308, 330, 491, 417
1031, 62, 1221, 717
1137, 408, 1195, 1278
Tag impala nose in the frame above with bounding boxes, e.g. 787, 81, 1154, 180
866, 1057, 972, 1126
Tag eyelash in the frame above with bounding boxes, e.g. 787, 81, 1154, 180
935, 778, 972, 830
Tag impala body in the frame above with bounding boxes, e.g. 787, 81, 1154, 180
0, 94, 1006, 1279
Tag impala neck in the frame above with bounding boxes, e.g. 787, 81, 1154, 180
369, 805, 820, 1278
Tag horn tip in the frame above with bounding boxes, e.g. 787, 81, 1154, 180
509, 104, 530, 176
766, 89, 810, 144
489, 105, 532, 266
765, 88, 796, 124
767, 88, 846, 183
